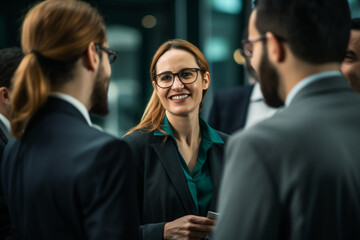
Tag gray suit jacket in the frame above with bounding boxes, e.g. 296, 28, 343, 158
214, 75, 360, 240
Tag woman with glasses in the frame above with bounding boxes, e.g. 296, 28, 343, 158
124, 39, 228, 240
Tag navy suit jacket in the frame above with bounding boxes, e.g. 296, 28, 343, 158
208, 85, 254, 134
0, 97, 140, 240
124, 130, 228, 240
0, 120, 11, 239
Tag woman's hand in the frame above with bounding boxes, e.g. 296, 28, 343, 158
163, 215, 215, 240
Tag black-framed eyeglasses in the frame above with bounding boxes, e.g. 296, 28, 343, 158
241, 32, 286, 58
241, 34, 267, 58
153, 68, 202, 89
96, 44, 118, 64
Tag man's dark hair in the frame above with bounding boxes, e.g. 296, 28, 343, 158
351, 18, 360, 30
0, 47, 24, 88
254, 0, 351, 64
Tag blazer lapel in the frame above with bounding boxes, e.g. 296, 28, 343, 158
0, 120, 10, 143
151, 138, 198, 215
290, 76, 350, 106
207, 144, 224, 211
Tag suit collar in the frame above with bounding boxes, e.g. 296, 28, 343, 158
26, 97, 90, 132
50, 92, 92, 125
289, 74, 350, 107
154, 115, 224, 144
151, 134, 225, 214
0, 115, 11, 141
151, 137, 198, 215
285, 71, 343, 107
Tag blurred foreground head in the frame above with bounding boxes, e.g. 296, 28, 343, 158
341, 18, 360, 93
11, 0, 108, 138
248, 0, 351, 107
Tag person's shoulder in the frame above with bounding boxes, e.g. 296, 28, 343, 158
212, 85, 254, 107
123, 129, 156, 146
214, 85, 254, 98
215, 130, 230, 142
229, 107, 300, 148
63, 124, 130, 155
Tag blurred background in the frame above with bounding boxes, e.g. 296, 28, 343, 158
1, 0, 359, 137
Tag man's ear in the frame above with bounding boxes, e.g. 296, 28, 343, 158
0, 87, 10, 104
83, 42, 99, 72
266, 32, 286, 63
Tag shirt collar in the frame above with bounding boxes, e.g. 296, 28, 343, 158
50, 92, 92, 126
285, 71, 342, 107
154, 115, 224, 144
0, 113, 10, 133
250, 82, 263, 102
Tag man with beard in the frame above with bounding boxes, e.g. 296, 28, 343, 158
214, 0, 360, 239
208, 55, 276, 134
341, 18, 360, 93
0, 0, 140, 239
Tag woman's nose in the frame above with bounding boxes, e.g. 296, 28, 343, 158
171, 75, 184, 89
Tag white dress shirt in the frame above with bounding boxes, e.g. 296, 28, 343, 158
244, 82, 277, 129
0, 113, 11, 134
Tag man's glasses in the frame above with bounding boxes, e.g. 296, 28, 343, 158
241, 34, 266, 58
96, 44, 118, 64
153, 68, 202, 89
241, 32, 286, 58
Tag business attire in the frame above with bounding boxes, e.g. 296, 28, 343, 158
124, 116, 228, 240
214, 72, 360, 240
1, 95, 140, 240
208, 82, 276, 135
0, 114, 11, 240
0, 114, 10, 153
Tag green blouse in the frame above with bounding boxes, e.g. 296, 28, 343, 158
154, 115, 224, 216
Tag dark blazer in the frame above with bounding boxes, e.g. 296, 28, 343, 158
0, 97, 140, 240
214, 75, 360, 240
124, 130, 228, 240
0, 119, 11, 240
208, 85, 254, 134
0, 120, 10, 155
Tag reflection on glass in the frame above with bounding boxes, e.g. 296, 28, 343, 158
211, 0, 242, 14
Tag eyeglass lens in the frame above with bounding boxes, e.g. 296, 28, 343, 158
155, 68, 199, 88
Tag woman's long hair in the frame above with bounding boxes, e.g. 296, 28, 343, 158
11, 0, 106, 138
125, 39, 210, 136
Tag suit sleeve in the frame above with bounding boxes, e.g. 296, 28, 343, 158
80, 139, 141, 240
123, 134, 167, 240
213, 133, 280, 240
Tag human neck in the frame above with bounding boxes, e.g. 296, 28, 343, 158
51, 67, 94, 111
166, 112, 201, 146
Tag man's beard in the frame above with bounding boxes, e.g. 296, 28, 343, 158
258, 45, 284, 108
89, 63, 109, 116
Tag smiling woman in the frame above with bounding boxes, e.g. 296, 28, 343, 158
124, 39, 228, 240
